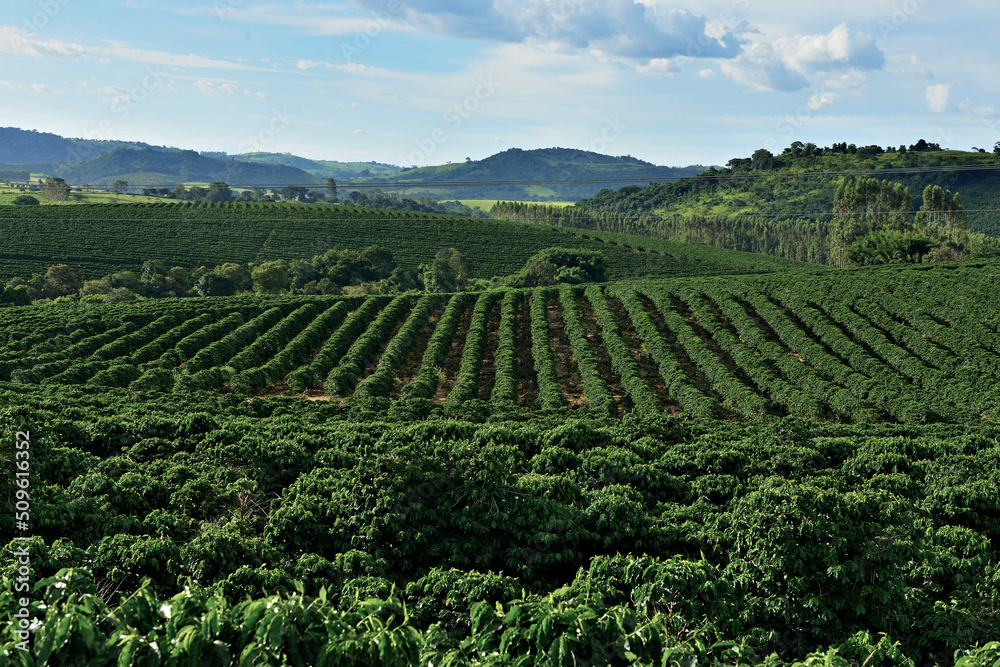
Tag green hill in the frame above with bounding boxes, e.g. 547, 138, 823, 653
53, 148, 322, 188
369, 147, 706, 201
483, 143, 1000, 265
0, 126, 179, 164
576, 142, 1000, 234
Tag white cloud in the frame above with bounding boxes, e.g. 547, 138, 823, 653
719, 23, 884, 92
193, 80, 269, 99
925, 83, 951, 113
807, 91, 838, 110
348, 0, 742, 66
698, 68, 716, 79
0, 26, 86, 59
636, 58, 681, 76
888, 54, 934, 80
719, 42, 809, 92
775, 23, 884, 74
30, 83, 59, 93
296, 59, 334, 70
957, 99, 994, 117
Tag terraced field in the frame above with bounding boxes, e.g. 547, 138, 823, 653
3, 260, 997, 423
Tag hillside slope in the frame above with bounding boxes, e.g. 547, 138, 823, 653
0, 126, 177, 165
0, 202, 816, 281
223, 152, 401, 180
576, 143, 1000, 234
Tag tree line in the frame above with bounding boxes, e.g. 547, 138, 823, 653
1, 244, 608, 306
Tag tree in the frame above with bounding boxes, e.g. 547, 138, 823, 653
42, 176, 70, 201
326, 178, 338, 201
513, 247, 607, 286
918, 184, 965, 244
423, 248, 470, 292
113, 179, 129, 194
994, 141, 1000, 155
42, 264, 79, 298
251, 260, 291, 294
215, 263, 252, 292
12, 195, 39, 206
171, 184, 187, 199
831, 178, 912, 268
195, 273, 236, 297
281, 186, 308, 202
206, 181, 235, 203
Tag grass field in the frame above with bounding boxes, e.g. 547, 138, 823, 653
458, 199, 575, 211
0, 188, 168, 205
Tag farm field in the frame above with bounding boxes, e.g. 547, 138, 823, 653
0, 201, 816, 282
0, 189, 167, 206
0, 261, 997, 423
1, 382, 999, 664
2, 208, 1000, 665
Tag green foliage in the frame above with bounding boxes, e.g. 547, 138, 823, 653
422, 247, 471, 293
506, 246, 608, 287
0, 201, 816, 285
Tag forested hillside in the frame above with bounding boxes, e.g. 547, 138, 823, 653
491, 143, 1000, 266
0, 126, 176, 165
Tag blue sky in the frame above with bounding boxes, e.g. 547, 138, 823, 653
1, 0, 997, 167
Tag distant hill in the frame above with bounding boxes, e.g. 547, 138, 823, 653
0, 126, 177, 165
365, 147, 706, 201
217, 152, 401, 180
53, 148, 322, 187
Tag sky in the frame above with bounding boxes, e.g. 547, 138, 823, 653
0, 0, 998, 168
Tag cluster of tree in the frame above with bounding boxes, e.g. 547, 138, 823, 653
0, 169, 30, 182
3, 245, 487, 305
832, 180, 976, 266
342, 189, 489, 217
41, 176, 70, 201
724, 139, 959, 172
132, 180, 489, 217
498, 246, 608, 287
